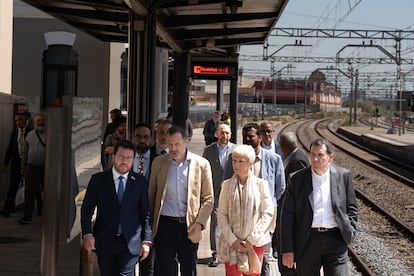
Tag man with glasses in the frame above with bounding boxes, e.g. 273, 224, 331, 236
281, 138, 358, 276
81, 140, 152, 276
260, 122, 283, 157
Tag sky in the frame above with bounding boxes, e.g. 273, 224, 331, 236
239, 0, 414, 92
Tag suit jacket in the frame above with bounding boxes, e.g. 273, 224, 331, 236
280, 165, 358, 261
202, 142, 235, 207
81, 170, 152, 256
284, 149, 310, 180
224, 148, 286, 206
3, 127, 32, 167
148, 151, 214, 241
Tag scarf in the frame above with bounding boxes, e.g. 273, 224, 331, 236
218, 173, 261, 274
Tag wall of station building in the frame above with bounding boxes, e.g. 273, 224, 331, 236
0, 1, 125, 204
13, 17, 118, 125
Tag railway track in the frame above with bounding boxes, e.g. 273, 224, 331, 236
282, 117, 414, 275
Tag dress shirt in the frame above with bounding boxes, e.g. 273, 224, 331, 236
262, 140, 283, 157
160, 154, 190, 217
24, 130, 46, 167
133, 150, 150, 177
252, 150, 262, 177
261, 140, 274, 152
17, 128, 25, 159
112, 167, 129, 194
155, 145, 168, 155
311, 167, 338, 228
217, 144, 229, 169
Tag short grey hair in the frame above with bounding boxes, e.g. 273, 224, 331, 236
232, 144, 256, 163
279, 132, 297, 151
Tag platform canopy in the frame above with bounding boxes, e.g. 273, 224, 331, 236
22, 0, 288, 56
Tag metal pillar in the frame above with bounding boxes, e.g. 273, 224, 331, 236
304, 77, 307, 118
41, 107, 65, 276
127, 10, 157, 137
127, 11, 141, 138
172, 52, 189, 129
354, 69, 359, 124
217, 80, 223, 111
230, 78, 238, 143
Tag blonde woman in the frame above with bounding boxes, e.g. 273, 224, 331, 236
218, 144, 274, 275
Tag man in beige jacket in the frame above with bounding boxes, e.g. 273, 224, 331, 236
149, 125, 214, 276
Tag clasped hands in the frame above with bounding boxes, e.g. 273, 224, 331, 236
232, 239, 253, 253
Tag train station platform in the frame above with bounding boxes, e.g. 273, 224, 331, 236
0, 127, 279, 275
339, 125, 414, 147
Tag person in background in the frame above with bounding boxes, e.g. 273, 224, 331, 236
81, 140, 152, 276
19, 113, 47, 224
281, 138, 358, 276
1, 113, 31, 217
221, 110, 231, 127
273, 131, 309, 275
218, 144, 274, 276
101, 108, 122, 169
260, 122, 283, 157
152, 118, 163, 144
202, 123, 235, 267
203, 111, 221, 146
103, 115, 126, 170
150, 119, 173, 157
149, 125, 214, 276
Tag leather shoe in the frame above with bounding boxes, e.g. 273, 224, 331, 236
208, 257, 219, 267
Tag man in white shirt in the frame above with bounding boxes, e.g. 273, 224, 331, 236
202, 123, 235, 267
281, 138, 358, 276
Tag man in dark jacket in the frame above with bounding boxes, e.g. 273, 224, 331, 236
1, 113, 31, 217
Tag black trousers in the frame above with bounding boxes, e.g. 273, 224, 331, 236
3, 161, 22, 213
297, 229, 348, 276
154, 216, 198, 276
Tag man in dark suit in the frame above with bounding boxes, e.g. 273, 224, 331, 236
281, 138, 358, 276
273, 131, 309, 275
202, 123, 235, 267
132, 122, 157, 276
1, 113, 31, 217
81, 140, 152, 276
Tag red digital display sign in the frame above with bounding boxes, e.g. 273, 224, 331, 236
193, 65, 229, 75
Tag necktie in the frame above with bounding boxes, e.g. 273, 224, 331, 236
118, 176, 124, 203
138, 155, 144, 176
117, 176, 124, 234
160, 150, 167, 155
18, 129, 25, 159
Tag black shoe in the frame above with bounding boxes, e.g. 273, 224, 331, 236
19, 217, 32, 225
208, 257, 219, 267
